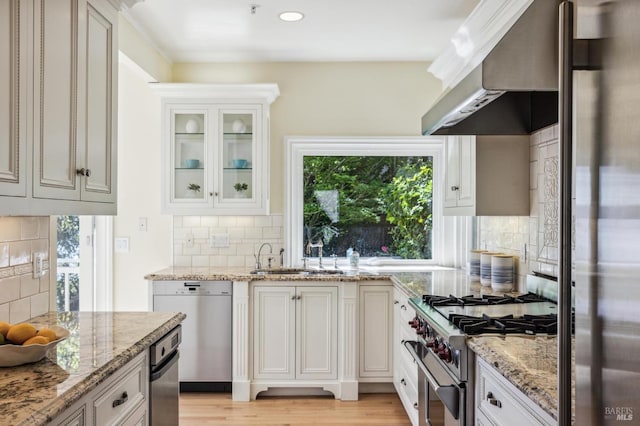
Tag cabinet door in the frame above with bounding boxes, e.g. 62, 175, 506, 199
0, 0, 27, 198
77, 0, 117, 203
163, 106, 212, 212
253, 286, 296, 379
215, 105, 267, 213
32, 0, 81, 200
296, 286, 338, 380
443, 136, 460, 208
456, 135, 475, 208
359, 285, 393, 379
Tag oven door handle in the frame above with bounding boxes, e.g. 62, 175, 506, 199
403, 340, 460, 420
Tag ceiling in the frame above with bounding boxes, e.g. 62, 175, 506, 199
123, 0, 480, 63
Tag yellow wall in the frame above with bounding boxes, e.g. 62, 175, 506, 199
118, 15, 172, 82
172, 62, 443, 212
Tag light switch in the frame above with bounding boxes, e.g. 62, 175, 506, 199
115, 237, 130, 253
138, 217, 148, 232
32, 253, 45, 278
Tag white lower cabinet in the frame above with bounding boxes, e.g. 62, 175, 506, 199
359, 284, 393, 380
393, 287, 419, 426
253, 285, 338, 381
52, 351, 148, 426
475, 357, 555, 426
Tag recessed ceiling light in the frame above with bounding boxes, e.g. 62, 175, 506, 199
279, 11, 304, 22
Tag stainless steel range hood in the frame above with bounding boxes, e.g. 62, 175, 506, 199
422, 0, 560, 135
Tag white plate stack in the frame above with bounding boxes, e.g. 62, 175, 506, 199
491, 255, 515, 292
468, 250, 486, 282
480, 252, 502, 286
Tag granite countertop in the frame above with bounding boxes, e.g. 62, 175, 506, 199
0, 311, 185, 426
468, 335, 575, 421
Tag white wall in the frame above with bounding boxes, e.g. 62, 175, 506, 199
113, 59, 171, 311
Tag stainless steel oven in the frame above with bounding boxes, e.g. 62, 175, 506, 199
404, 340, 470, 426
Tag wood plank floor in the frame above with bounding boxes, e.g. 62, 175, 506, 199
179, 393, 412, 425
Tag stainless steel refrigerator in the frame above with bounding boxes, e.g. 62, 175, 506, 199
571, 0, 640, 424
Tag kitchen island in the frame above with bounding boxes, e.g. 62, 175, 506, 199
0, 311, 185, 426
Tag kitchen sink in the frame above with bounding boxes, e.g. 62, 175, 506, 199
250, 268, 344, 276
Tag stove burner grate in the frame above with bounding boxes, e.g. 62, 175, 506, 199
448, 313, 559, 335
422, 292, 549, 308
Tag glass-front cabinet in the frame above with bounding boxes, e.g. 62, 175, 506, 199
154, 84, 279, 215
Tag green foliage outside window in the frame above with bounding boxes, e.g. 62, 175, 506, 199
303, 156, 433, 259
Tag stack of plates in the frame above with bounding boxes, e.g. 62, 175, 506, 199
491, 255, 515, 292
480, 252, 502, 287
468, 250, 486, 282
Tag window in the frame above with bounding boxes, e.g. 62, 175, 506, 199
285, 137, 444, 267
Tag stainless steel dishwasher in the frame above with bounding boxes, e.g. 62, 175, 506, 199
149, 325, 181, 426
152, 280, 232, 392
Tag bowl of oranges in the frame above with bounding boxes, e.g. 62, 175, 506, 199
0, 322, 69, 367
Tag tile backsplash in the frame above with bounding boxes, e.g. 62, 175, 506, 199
478, 124, 560, 291
0, 217, 50, 323
173, 214, 284, 268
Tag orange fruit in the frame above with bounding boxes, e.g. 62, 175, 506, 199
0, 321, 11, 338
23, 335, 49, 346
37, 328, 58, 342
6, 323, 37, 344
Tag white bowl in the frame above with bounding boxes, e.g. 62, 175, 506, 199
0, 326, 70, 367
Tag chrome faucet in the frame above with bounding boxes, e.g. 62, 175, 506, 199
306, 239, 324, 267
254, 242, 273, 270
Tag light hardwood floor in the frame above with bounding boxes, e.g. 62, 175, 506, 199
179, 393, 412, 425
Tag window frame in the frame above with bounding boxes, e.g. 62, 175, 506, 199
284, 136, 445, 267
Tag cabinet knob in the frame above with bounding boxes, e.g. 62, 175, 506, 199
413, 402, 419, 410
400, 378, 406, 386
451, 185, 459, 191
209, 192, 214, 197
486, 392, 502, 408
291, 295, 296, 300
400, 304, 407, 311
76, 168, 91, 177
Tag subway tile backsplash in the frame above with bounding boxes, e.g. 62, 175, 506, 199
0, 216, 50, 323
173, 214, 284, 268
479, 124, 559, 292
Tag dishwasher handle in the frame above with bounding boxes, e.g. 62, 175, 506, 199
151, 349, 180, 382
183, 281, 200, 287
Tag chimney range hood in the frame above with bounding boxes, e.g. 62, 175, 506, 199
422, 0, 560, 136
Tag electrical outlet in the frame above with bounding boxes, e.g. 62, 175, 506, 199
138, 217, 148, 232
115, 237, 130, 253
185, 233, 194, 248
32, 253, 45, 278
209, 234, 230, 248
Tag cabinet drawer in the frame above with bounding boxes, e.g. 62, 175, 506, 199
93, 359, 146, 425
396, 365, 419, 426
476, 358, 554, 426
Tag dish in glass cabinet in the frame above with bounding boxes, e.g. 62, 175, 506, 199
0, 325, 70, 367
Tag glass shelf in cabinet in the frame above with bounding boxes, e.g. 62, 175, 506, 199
175, 167, 205, 170
223, 167, 253, 170
175, 132, 205, 136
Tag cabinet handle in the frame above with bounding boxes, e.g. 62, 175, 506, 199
400, 305, 407, 311
394, 300, 399, 304
413, 402, 419, 410
400, 378, 406, 386
451, 185, 459, 191
297, 295, 302, 300
112, 391, 128, 408
76, 168, 91, 177
486, 392, 502, 408
291, 296, 296, 300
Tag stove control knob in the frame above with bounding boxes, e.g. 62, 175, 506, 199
438, 345, 452, 363
417, 325, 427, 337
426, 338, 437, 348
408, 318, 420, 329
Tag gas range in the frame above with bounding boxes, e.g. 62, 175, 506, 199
407, 292, 558, 381
403, 275, 561, 426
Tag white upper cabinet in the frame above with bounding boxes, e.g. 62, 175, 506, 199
0, 0, 122, 215
443, 135, 530, 216
153, 84, 279, 215
0, 0, 27, 198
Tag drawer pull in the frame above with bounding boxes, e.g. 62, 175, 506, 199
486, 392, 502, 408
400, 305, 407, 311
401, 378, 406, 386
112, 391, 128, 408
413, 402, 419, 410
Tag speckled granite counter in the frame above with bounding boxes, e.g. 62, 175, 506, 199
468, 335, 575, 421
0, 311, 185, 426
